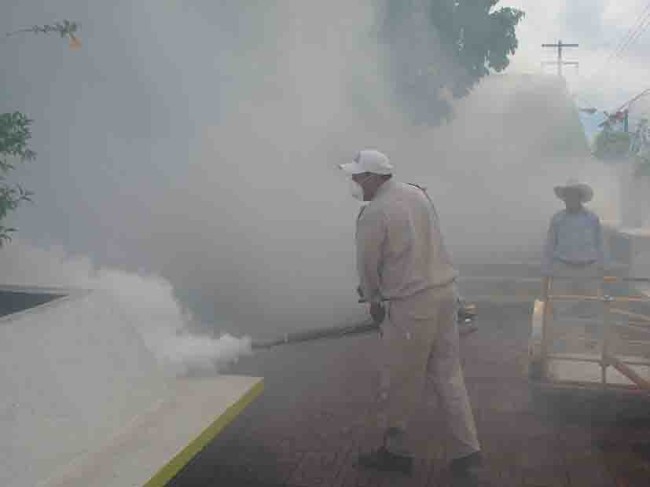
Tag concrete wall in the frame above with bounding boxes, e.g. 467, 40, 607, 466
0, 290, 171, 487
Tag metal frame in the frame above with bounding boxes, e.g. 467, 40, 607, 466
530, 276, 650, 394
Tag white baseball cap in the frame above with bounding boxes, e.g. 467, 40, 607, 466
339, 149, 393, 175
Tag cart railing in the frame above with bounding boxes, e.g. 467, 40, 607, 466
536, 275, 650, 392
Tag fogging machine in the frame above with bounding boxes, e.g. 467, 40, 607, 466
252, 301, 477, 350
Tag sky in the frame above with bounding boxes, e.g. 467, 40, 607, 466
505, 0, 650, 113
1, 1, 648, 332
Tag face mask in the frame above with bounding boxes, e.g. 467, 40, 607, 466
349, 179, 365, 201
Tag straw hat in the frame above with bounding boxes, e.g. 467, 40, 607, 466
554, 179, 593, 203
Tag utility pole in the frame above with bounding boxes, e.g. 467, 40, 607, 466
541, 40, 579, 77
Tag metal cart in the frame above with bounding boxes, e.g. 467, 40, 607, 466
528, 275, 650, 395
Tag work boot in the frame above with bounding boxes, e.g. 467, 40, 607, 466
356, 446, 413, 475
450, 451, 482, 487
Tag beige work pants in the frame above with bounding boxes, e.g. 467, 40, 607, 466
376, 284, 480, 460
549, 261, 603, 319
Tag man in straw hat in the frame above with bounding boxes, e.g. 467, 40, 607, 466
340, 149, 481, 485
541, 179, 606, 323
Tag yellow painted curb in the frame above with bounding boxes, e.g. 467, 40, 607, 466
144, 379, 264, 487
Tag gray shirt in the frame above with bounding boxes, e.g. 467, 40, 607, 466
355, 180, 458, 303
542, 208, 605, 275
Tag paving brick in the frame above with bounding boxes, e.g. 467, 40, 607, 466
170, 301, 649, 487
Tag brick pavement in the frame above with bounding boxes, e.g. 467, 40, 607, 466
169, 301, 650, 486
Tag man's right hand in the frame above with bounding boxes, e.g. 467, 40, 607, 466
357, 285, 364, 299
369, 302, 386, 325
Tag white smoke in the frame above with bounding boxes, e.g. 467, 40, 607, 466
0, 239, 252, 375
3, 1, 624, 339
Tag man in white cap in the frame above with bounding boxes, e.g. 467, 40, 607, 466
340, 149, 481, 485
541, 180, 606, 320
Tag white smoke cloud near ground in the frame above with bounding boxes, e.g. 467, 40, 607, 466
0, 240, 251, 376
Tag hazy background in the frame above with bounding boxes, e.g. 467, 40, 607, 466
2, 1, 622, 339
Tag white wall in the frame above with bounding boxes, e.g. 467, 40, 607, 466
0, 291, 170, 487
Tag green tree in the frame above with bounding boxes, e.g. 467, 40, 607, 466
592, 129, 631, 162
379, 0, 524, 125
1, 20, 81, 245
0, 114, 34, 245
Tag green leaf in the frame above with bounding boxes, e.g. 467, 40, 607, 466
0, 110, 36, 238
380, 0, 524, 125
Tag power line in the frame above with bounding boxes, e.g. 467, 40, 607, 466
613, 11, 650, 61
610, 3, 650, 59
613, 87, 650, 114
592, 88, 650, 132
627, 15, 650, 48
589, 1, 650, 79
610, 4, 650, 58
577, 4, 650, 126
